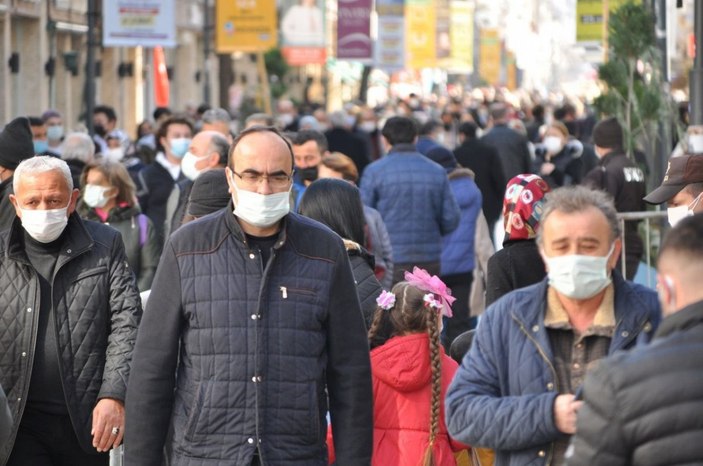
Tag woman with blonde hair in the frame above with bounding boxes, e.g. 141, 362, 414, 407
78, 159, 160, 291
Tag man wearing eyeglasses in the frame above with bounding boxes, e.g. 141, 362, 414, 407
124, 126, 373, 466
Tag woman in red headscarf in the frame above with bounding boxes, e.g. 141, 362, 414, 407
485, 174, 551, 306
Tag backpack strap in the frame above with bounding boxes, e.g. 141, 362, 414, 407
137, 214, 149, 247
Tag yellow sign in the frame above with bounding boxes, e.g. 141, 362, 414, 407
448, 1, 473, 73
576, 0, 640, 42
216, 0, 277, 52
506, 51, 517, 90
406, 0, 436, 69
479, 28, 500, 85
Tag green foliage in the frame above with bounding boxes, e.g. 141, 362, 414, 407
264, 48, 290, 99
607, 3, 655, 59
594, 1, 664, 158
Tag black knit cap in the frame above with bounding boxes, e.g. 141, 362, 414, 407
186, 168, 231, 217
0, 117, 34, 170
426, 146, 457, 173
592, 117, 624, 150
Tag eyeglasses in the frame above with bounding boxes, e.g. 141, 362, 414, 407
232, 170, 293, 189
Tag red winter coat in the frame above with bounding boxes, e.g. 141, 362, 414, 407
371, 333, 466, 466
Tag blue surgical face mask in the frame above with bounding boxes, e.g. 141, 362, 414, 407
33, 140, 49, 154
47, 125, 64, 141
543, 243, 616, 300
169, 138, 191, 159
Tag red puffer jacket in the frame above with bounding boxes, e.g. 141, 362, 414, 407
371, 333, 466, 465
327, 333, 467, 465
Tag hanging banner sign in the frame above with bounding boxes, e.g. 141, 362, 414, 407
103, 0, 176, 47
337, 0, 373, 61
375, 16, 404, 71
216, 0, 278, 52
280, 0, 326, 65
405, 0, 436, 69
448, 1, 473, 73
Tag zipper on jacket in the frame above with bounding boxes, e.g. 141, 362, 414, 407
513, 314, 559, 466
252, 246, 277, 465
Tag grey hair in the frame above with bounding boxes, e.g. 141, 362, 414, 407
14, 155, 73, 192
61, 132, 95, 165
329, 110, 350, 128
536, 185, 621, 244
202, 108, 232, 124
207, 133, 230, 165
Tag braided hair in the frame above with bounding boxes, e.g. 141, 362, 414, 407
367, 281, 443, 465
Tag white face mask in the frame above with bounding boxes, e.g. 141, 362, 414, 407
543, 243, 615, 300
83, 184, 112, 209
181, 151, 207, 181
19, 201, 71, 243
667, 193, 701, 227
359, 121, 376, 133
231, 181, 291, 228
543, 136, 564, 154
105, 147, 125, 162
688, 134, 703, 154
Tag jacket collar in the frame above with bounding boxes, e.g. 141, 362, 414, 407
389, 143, 417, 154
511, 270, 653, 360
653, 299, 703, 340
6, 212, 94, 265
599, 150, 626, 166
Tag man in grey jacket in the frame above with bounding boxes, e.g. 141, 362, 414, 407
0, 156, 142, 466
125, 126, 373, 466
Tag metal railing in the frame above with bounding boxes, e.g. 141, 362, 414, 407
617, 210, 667, 288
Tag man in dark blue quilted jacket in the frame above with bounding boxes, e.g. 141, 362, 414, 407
360, 116, 460, 284
125, 126, 373, 466
445, 186, 660, 466
0, 156, 142, 466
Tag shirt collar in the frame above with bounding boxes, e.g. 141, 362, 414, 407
156, 152, 181, 180
544, 284, 616, 338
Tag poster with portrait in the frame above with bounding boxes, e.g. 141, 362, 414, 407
279, 0, 326, 64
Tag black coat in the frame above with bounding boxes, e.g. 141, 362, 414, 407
136, 160, 185, 243
324, 128, 371, 178
0, 214, 142, 463
567, 299, 703, 466
583, 151, 646, 264
0, 177, 16, 233
453, 138, 506, 226
480, 124, 532, 183
485, 239, 546, 307
345, 241, 383, 329
124, 209, 373, 466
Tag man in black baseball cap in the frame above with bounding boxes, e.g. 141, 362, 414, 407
0, 117, 35, 230
644, 155, 703, 226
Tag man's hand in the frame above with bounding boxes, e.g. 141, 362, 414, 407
91, 398, 125, 452
554, 394, 583, 434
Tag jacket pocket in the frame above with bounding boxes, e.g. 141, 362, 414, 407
184, 381, 207, 442
71, 265, 108, 283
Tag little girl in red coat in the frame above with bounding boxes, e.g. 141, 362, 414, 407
367, 267, 468, 466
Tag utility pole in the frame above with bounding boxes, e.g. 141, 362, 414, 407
690, 0, 703, 124
203, 0, 212, 105
653, 0, 669, 190
85, 0, 97, 133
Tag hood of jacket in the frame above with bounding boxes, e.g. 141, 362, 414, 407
371, 333, 433, 392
